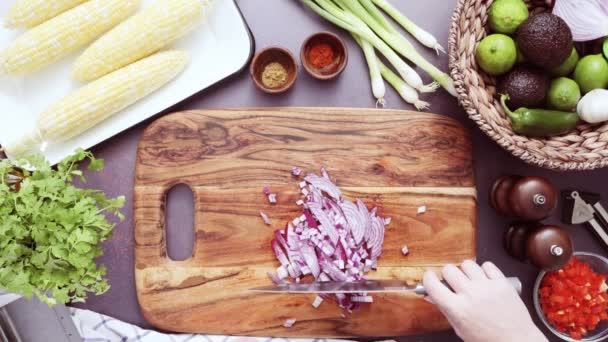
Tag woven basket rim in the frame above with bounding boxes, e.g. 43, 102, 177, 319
448, 0, 608, 171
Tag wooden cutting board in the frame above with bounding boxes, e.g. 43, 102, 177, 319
134, 108, 476, 337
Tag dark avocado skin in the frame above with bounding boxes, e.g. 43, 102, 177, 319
516, 13, 573, 69
498, 65, 550, 109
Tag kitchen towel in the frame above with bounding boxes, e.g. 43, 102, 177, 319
70, 308, 359, 342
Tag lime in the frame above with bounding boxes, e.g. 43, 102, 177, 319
550, 48, 579, 77
488, 0, 529, 34
574, 54, 608, 93
476, 34, 518, 76
604, 38, 608, 60
547, 77, 581, 111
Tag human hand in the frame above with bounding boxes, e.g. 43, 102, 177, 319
423, 260, 548, 342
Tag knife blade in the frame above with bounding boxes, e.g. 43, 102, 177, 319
249, 277, 522, 296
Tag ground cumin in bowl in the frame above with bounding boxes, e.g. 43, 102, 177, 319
250, 46, 298, 94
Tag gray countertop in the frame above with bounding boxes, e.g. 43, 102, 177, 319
71, 1, 608, 341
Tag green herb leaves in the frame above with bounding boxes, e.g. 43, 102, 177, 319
0, 149, 124, 306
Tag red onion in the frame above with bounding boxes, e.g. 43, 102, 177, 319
260, 211, 271, 225
266, 168, 391, 311
553, 0, 608, 41
283, 319, 296, 328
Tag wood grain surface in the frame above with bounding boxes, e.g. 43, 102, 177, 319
134, 108, 476, 337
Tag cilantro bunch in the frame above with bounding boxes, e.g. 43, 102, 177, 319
0, 149, 124, 306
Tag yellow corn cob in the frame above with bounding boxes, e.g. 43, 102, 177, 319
4, 51, 189, 157
73, 0, 212, 82
4, 0, 90, 29
0, 0, 140, 76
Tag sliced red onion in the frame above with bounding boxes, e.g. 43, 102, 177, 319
260, 211, 271, 225
299, 244, 320, 278
283, 319, 296, 328
271, 240, 291, 268
305, 173, 342, 200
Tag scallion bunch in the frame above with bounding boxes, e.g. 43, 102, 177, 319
301, 0, 456, 109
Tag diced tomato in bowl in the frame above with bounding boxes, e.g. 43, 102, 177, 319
534, 252, 608, 341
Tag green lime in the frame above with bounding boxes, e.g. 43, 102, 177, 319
574, 54, 608, 93
476, 34, 518, 76
488, 0, 529, 34
547, 77, 581, 111
550, 48, 579, 77
604, 38, 608, 60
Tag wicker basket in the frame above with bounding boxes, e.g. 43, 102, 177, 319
448, 0, 608, 171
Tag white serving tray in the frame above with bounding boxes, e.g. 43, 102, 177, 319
0, 0, 253, 164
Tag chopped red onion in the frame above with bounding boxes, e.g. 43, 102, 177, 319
260, 211, 271, 225
401, 245, 410, 256
262, 186, 271, 195
268, 193, 277, 204
417, 205, 427, 215
312, 295, 324, 308
265, 168, 391, 311
292, 167, 302, 176
340, 313, 347, 319
283, 319, 296, 328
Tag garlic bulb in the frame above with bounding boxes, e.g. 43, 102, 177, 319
577, 89, 608, 124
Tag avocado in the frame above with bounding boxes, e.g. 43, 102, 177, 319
516, 13, 573, 69
497, 65, 550, 109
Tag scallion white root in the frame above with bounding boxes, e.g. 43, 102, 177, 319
379, 61, 429, 111
353, 34, 386, 107
371, 0, 446, 54
330, 0, 451, 94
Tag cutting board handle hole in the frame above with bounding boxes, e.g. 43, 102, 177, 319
165, 183, 195, 261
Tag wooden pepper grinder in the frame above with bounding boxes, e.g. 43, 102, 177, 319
491, 176, 557, 221
504, 223, 573, 270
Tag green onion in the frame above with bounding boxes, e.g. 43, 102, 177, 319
352, 34, 386, 107
303, 0, 431, 93
353, 34, 427, 110
379, 61, 429, 111
371, 0, 445, 54
326, 0, 454, 95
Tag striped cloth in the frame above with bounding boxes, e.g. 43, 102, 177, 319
70, 308, 354, 342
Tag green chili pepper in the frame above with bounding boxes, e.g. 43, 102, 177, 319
500, 94, 579, 137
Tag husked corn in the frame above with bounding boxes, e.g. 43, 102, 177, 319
0, 0, 139, 76
73, 0, 212, 82
4, 0, 90, 29
4, 51, 189, 157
